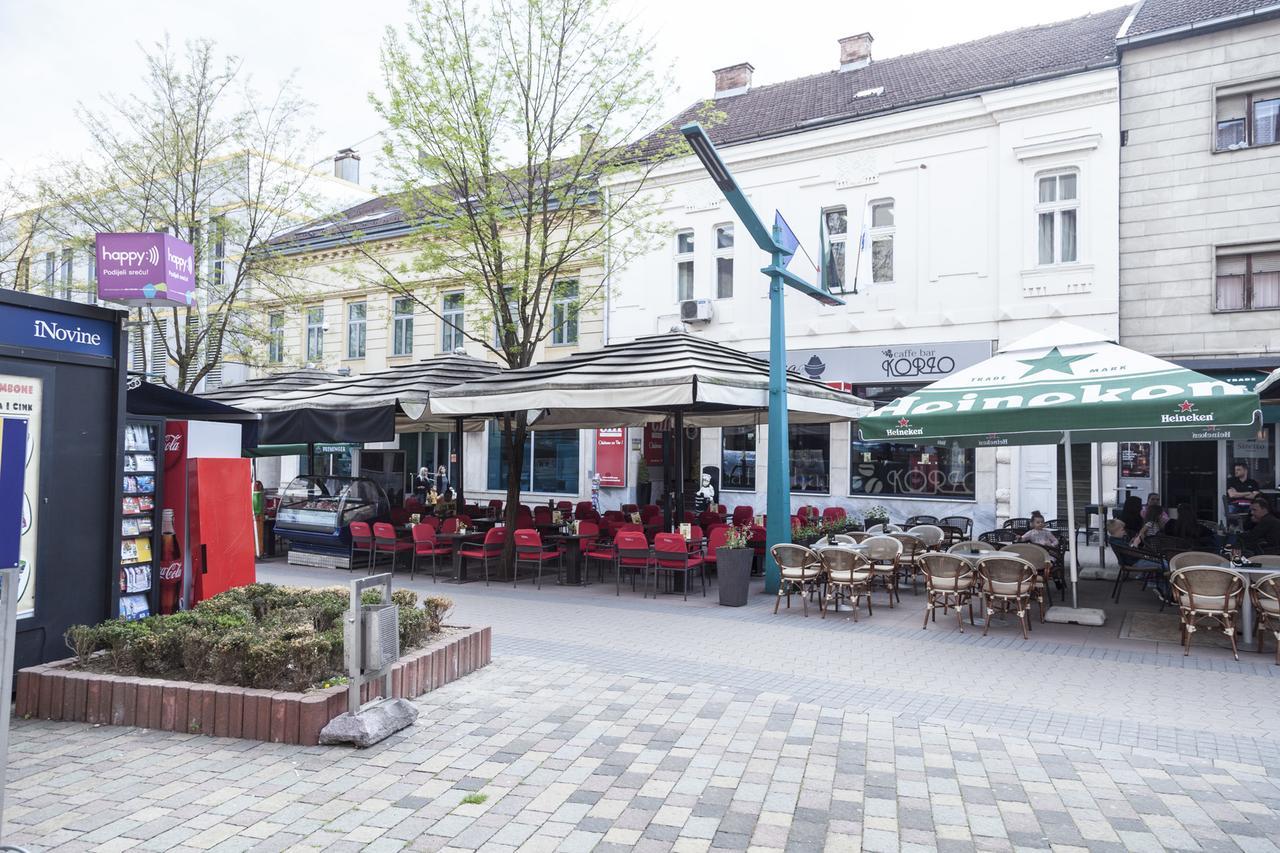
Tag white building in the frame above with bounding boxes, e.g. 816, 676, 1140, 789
606, 9, 1130, 529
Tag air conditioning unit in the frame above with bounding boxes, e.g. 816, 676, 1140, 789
680, 298, 713, 324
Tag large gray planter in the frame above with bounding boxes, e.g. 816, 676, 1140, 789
717, 548, 754, 607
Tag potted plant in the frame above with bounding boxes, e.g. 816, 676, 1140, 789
717, 525, 754, 607
862, 504, 891, 531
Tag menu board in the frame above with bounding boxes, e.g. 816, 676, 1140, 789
1119, 441, 1151, 479
0, 374, 41, 619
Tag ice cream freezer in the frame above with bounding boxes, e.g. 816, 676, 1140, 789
273, 475, 391, 569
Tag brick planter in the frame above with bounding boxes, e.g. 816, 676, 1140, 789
14, 625, 490, 746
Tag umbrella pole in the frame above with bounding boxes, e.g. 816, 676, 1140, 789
454, 417, 465, 512
1065, 430, 1079, 609
674, 411, 685, 530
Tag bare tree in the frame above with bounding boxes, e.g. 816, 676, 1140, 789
32, 38, 318, 391
0, 174, 42, 291
361, 0, 701, 540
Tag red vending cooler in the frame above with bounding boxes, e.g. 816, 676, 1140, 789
188, 457, 256, 604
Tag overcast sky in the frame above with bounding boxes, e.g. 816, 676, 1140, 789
0, 0, 1128, 190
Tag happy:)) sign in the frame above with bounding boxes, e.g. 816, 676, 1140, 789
96, 233, 196, 307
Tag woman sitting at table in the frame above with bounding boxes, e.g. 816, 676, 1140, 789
1131, 503, 1164, 547
1163, 502, 1213, 547
1019, 513, 1059, 548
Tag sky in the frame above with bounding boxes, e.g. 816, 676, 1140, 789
0, 0, 1129, 192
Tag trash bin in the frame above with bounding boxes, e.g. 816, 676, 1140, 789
717, 548, 753, 607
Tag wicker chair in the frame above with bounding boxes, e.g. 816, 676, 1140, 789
948, 540, 998, 555
907, 524, 945, 548
937, 524, 966, 548
919, 553, 976, 632
1169, 566, 1248, 660
976, 555, 1038, 639
904, 514, 938, 527
1251, 572, 1280, 665
829, 534, 859, 545
1109, 541, 1167, 603
1001, 542, 1052, 617
864, 522, 903, 534
861, 535, 904, 608
1168, 551, 1229, 571
978, 529, 1018, 546
940, 516, 972, 538
819, 548, 873, 620
890, 533, 928, 595
770, 544, 823, 616
1003, 517, 1032, 533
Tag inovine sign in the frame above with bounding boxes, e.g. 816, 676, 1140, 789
96, 233, 196, 307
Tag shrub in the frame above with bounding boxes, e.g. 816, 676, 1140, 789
423, 595, 453, 633
64, 624, 98, 667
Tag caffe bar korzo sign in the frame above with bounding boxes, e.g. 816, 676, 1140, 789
96, 233, 196, 307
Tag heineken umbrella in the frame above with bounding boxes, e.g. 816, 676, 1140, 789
860, 322, 1262, 610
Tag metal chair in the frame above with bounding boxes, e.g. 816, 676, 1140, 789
372, 522, 414, 576
652, 533, 706, 601
976, 555, 1037, 639
978, 529, 1017, 546
1109, 541, 1167, 603
410, 524, 453, 581
940, 516, 972, 538
1251, 572, 1280, 665
1003, 517, 1032, 533
770, 543, 823, 616
819, 548, 872, 620
514, 528, 563, 589
1169, 566, 1247, 660
348, 521, 375, 572
457, 526, 506, 585
919, 553, 976, 632
904, 514, 938, 527
861, 535, 904, 608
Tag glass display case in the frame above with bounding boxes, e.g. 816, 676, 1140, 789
274, 475, 390, 558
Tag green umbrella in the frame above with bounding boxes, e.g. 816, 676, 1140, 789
859, 323, 1262, 610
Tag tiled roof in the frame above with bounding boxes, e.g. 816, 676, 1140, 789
1121, 0, 1280, 40
650, 7, 1132, 150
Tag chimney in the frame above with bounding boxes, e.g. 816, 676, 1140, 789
838, 33, 874, 71
579, 124, 597, 154
712, 62, 753, 98
333, 148, 361, 183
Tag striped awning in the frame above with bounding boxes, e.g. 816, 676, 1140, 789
199, 368, 342, 411
431, 332, 872, 427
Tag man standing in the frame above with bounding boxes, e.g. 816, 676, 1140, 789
1227, 461, 1260, 511
1240, 497, 1280, 557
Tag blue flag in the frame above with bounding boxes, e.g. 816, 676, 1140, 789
774, 211, 799, 268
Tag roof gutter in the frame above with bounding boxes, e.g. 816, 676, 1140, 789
1115, 2, 1280, 48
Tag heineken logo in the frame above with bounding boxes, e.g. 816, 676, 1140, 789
897, 418, 910, 427
978, 433, 1008, 447
1178, 400, 1195, 412
886, 418, 924, 437
1160, 400, 1213, 423
1191, 428, 1231, 439
879, 379, 1245, 419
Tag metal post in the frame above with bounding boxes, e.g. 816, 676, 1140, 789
1064, 431, 1080, 609
453, 417, 465, 511
662, 423, 674, 531
674, 411, 685, 529
764, 238, 789, 595
0, 567, 20, 845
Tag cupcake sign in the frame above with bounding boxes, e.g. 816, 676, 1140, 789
96, 233, 196, 307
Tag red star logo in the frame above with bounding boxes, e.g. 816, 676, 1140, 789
1178, 400, 1194, 412
897, 418, 910, 427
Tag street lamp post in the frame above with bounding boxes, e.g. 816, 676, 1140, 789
679, 123, 843, 594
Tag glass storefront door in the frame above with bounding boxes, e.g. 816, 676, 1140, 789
1161, 441, 1218, 522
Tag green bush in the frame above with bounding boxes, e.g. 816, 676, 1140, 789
424, 595, 454, 634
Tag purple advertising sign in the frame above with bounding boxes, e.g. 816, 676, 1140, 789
95, 233, 196, 307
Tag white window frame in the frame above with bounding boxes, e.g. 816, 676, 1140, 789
1214, 79, 1280, 152
86, 252, 96, 304
268, 313, 285, 363
869, 199, 894, 285
391, 297, 414, 356
346, 301, 367, 359
821, 206, 848, 293
1034, 169, 1080, 267
675, 230, 695, 302
713, 223, 734, 299
305, 306, 324, 361
551, 280, 579, 345
1214, 245, 1280, 312
60, 248, 73, 299
441, 291, 465, 353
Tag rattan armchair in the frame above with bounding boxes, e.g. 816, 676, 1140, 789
819, 548, 873, 620
1169, 566, 1247, 660
770, 543, 823, 616
907, 524, 945, 548
890, 533, 928, 594
1001, 542, 1052, 618
919, 553, 976, 632
861, 535, 904, 608
1252, 572, 1280, 665
976, 555, 1038, 639
948, 540, 998, 555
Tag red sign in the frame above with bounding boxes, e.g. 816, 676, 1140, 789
161, 420, 189, 613
596, 428, 627, 487
643, 424, 666, 466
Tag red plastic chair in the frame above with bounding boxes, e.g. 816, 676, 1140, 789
650, 533, 705, 601
621, 503, 639, 514
685, 524, 705, 555
411, 525, 453, 581
697, 510, 720, 530
822, 507, 847, 523
612, 530, 652, 595
732, 506, 754, 527
457, 526, 506, 586
715, 504, 727, 516
441, 517, 459, 534
373, 522, 413, 575
704, 525, 730, 571
514, 528, 563, 589
578, 520, 600, 537
575, 501, 595, 519
556, 500, 573, 513
533, 506, 553, 525
421, 515, 441, 531
488, 499, 503, 516
349, 521, 375, 572
390, 506, 411, 525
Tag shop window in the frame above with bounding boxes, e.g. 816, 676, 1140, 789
850, 440, 976, 499
268, 313, 285, 363
1228, 426, 1276, 491
721, 425, 756, 492
1216, 83, 1280, 151
441, 291, 464, 352
870, 199, 894, 284
789, 423, 830, 493
551, 280, 579, 345
392, 297, 414, 356
486, 423, 580, 494
675, 230, 694, 301
346, 301, 366, 358
1035, 170, 1079, 265
714, 224, 734, 298
821, 207, 847, 293
1215, 249, 1280, 311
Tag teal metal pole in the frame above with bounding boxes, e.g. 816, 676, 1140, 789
764, 236, 789, 595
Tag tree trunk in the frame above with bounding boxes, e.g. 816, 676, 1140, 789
500, 410, 529, 581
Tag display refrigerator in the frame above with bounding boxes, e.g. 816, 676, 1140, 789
188, 457, 256, 604
118, 417, 163, 620
273, 475, 390, 568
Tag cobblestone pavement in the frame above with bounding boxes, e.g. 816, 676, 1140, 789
7, 562, 1280, 851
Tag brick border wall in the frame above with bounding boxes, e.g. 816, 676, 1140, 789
13, 626, 491, 746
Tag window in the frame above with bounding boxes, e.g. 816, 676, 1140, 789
850, 440, 976, 499
305, 306, 324, 361
1035, 171, 1079, 265
441, 292, 464, 352
675, 230, 694, 301
486, 424, 580, 493
821, 207, 847, 293
1216, 83, 1280, 151
346, 302, 366, 358
721, 426, 756, 491
42, 251, 55, 296
789, 423, 830, 493
208, 217, 226, 294
268, 313, 285, 363
60, 248, 73, 299
714, 224, 734, 298
149, 320, 167, 375
551, 280, 579, 345
392, 297, 414, 356
86, 252, 96, 304
1216, 250, 1280, 311
870, 200, 894, 284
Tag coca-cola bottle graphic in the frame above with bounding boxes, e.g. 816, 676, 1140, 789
159, 508, 183, 614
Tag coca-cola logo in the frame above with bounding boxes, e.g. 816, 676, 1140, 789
164, 433, 182, 451
159, 561, 183, 580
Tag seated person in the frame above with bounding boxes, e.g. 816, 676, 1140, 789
1120, 495, 1144, 538
1163, 502, 1214, 547
1239, 497, 1280, 557
1019, 513, 1059, 548
1227, 461, 1260, 514
1141, 492, 1169, 527
1106, 519, 1161, 568
1132, 503, 1165, 548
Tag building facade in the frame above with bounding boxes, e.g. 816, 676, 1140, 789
1117, 0, 1280, 521
606, 10, 1129, 528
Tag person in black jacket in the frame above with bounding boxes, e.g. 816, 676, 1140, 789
1240, 497, 1280, 556
1164, 502, 1213, 547
1120, 495, 1144, 538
